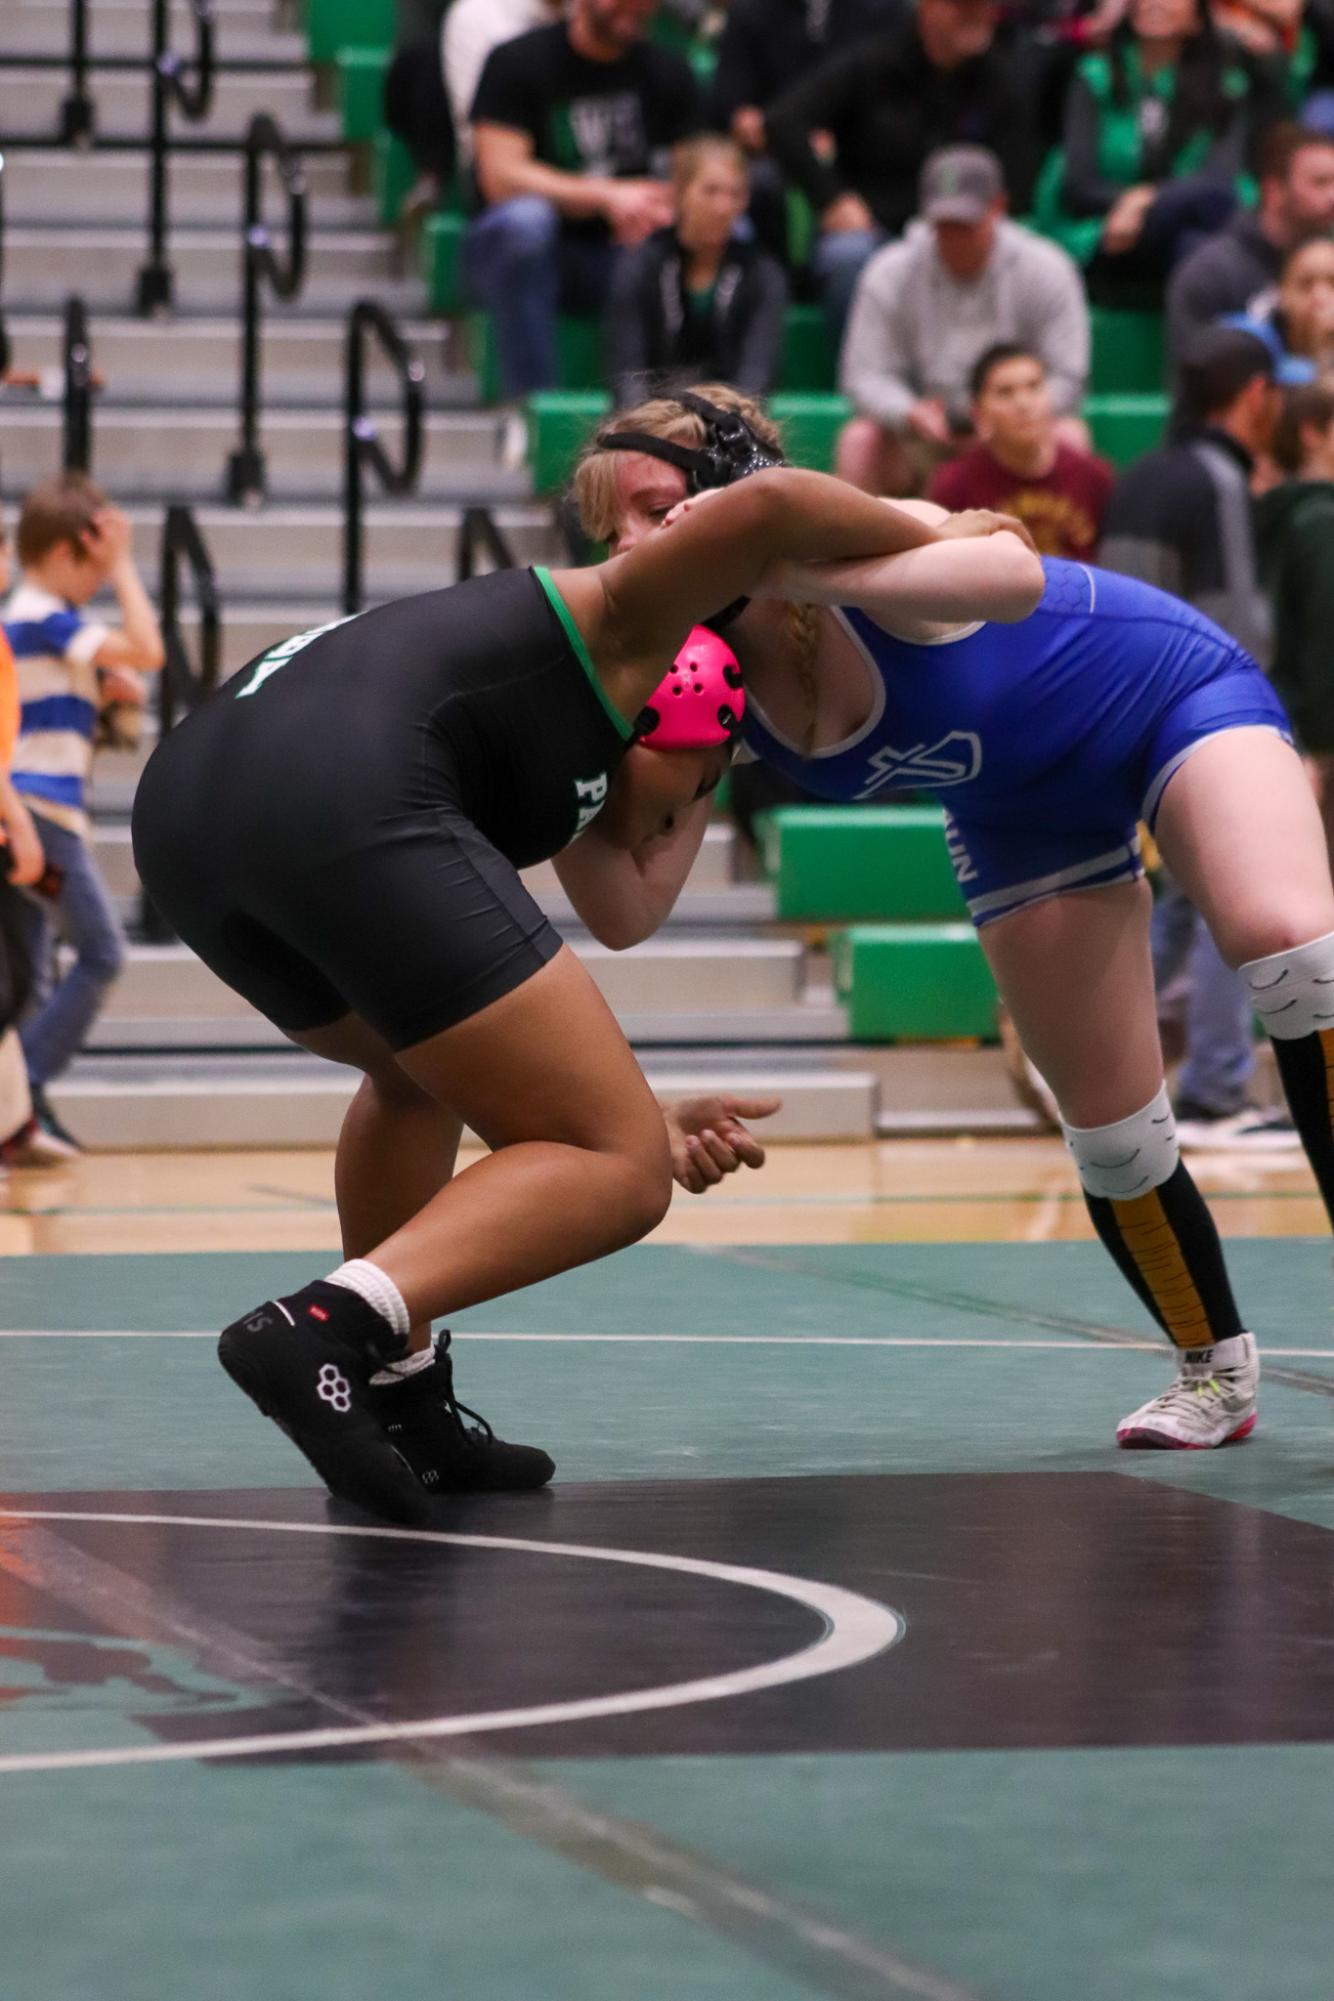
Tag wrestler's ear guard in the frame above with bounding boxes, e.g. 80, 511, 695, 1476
635, 627, 745, 750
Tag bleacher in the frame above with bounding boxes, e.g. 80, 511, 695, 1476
0, 0, 1178, 1149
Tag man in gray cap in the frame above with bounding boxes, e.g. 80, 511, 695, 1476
837, 145, 1090, 495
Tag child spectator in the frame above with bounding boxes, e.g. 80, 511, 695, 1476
928, 342, 1114, 557
1038, 0, 1284, 297
606, 134, 788, 407
1222, 230, 1334, 379
1257, 379, 1334, 862
3, 473, 164, 1153
0, 507, 71, 1168
837, 147, 1090, 494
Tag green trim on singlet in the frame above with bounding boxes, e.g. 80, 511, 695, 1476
534, 565, 636, 741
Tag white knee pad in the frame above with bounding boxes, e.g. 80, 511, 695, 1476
1062, 1083, 1179, 1201
1241, 929, 1334, 1040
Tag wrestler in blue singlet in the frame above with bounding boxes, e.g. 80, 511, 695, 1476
742, 558, 1291, 927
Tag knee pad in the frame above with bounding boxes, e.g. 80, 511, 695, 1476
1062, 1083, 1178, 1200
1241, 929, 1334, 1039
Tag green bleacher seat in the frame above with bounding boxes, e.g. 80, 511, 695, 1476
769, 393, 850, 473
778, 303, 836, 391
1085, 392, 1168, 466
421, 212, 465, 313
1090, 309, 1166, 394
335, 45, 390, 144
834, 924, 998, 1042
304, 0, 394, 66
373, 129, 416, 227
760, 806, 967, 922
527, 389, 611, 492
471, 315, 605, 402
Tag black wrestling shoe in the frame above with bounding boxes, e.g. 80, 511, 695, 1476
218, 1281, 433, 1525
374, 1332, 555, 1493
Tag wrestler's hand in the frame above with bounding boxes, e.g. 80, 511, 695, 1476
663, 1094, 782, 1193
935, 509, 1040, 557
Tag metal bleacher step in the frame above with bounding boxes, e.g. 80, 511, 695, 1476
1, 226, 420, 315
0, 412, 526, 508
48, 1050, 880, 1149
0, 147, 362, 226
96, 821, 746, 903
120, 502, 559, 600
0, 64, 338, 147
87, 938, 811, 1050
5, 316, 469, 409
4, 0, 307, 63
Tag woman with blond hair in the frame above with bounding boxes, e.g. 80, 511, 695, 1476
574, 383, 1334, 1455
606, 134, 788, 409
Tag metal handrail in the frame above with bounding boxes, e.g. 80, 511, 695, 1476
136, 0, 217, 315
225, 114, 307, 506
62, 294, 93, 472
341, 300, 425, 615
456, 507, 518, 581
58, 0, 95, 146
157, 503, 221, 736
0, 150, 9, 378
142, 503, 221, 937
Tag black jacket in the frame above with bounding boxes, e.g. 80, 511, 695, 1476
606, 229, 789, 407
1165, 208, 1282, 367
706, 0, 902, 123
764, 18, 1043, 233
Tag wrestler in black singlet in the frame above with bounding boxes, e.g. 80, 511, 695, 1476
132, 567, 635, 1049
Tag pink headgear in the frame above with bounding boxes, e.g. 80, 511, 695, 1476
636, 627, 745, 751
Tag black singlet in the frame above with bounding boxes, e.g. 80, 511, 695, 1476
131, 567, 634, 1049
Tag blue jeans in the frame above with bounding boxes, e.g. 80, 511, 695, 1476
812, 227, 884, 346
462, 196, 620, 398
19, 815, 125, 1088
1151, 874, 1253, 1115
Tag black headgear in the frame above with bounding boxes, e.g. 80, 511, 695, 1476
594, 391, 786, 629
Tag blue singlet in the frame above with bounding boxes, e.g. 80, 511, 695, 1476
741, 558, 1290, 927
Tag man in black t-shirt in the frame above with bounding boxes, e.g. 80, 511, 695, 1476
463, 0, 701, 399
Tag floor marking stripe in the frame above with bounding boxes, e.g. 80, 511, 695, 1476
0, 1509, 902, 1775
0, 1515, 968, 2001
3, 1331, 1334, 1359
687, 1246, 1334, 1400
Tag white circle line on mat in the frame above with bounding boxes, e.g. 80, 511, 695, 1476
0, 1509, 904, 1776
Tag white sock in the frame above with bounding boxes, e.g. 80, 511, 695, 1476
324, 1258, 411, 1342
371, 1343, 437, 1387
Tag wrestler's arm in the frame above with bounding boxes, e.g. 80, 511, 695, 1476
549, 469, 947, 704
760, 499, 1046, 632
554, 745, 717, 949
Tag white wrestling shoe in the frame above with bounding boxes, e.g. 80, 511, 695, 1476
1116, 1333, 1259, 1449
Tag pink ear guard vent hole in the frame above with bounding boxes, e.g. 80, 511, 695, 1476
636, 627, 745, 751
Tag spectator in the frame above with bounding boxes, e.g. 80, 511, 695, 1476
444, 0, 563, 168
706, 0, 901, 257
764, 0, 1043, 337
3, 474, 164, 1155
1167, 122, 1334, 364
0, 508, 68, 1169
837, 146, 1090, 493
928, 342, 1114, 555
1222, 229, 1334, 378
463, 0, 701, 400
1257, 379, 1334, 862
1100, 327, 1294, 1148
1038, 0, 1284, 297
382, 0, 459, 216
606, 134, 788, 405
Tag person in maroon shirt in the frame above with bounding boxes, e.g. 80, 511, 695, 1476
928, 342, 1113, 560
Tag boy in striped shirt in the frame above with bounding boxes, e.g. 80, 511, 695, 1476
3, 473, 164, 1150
